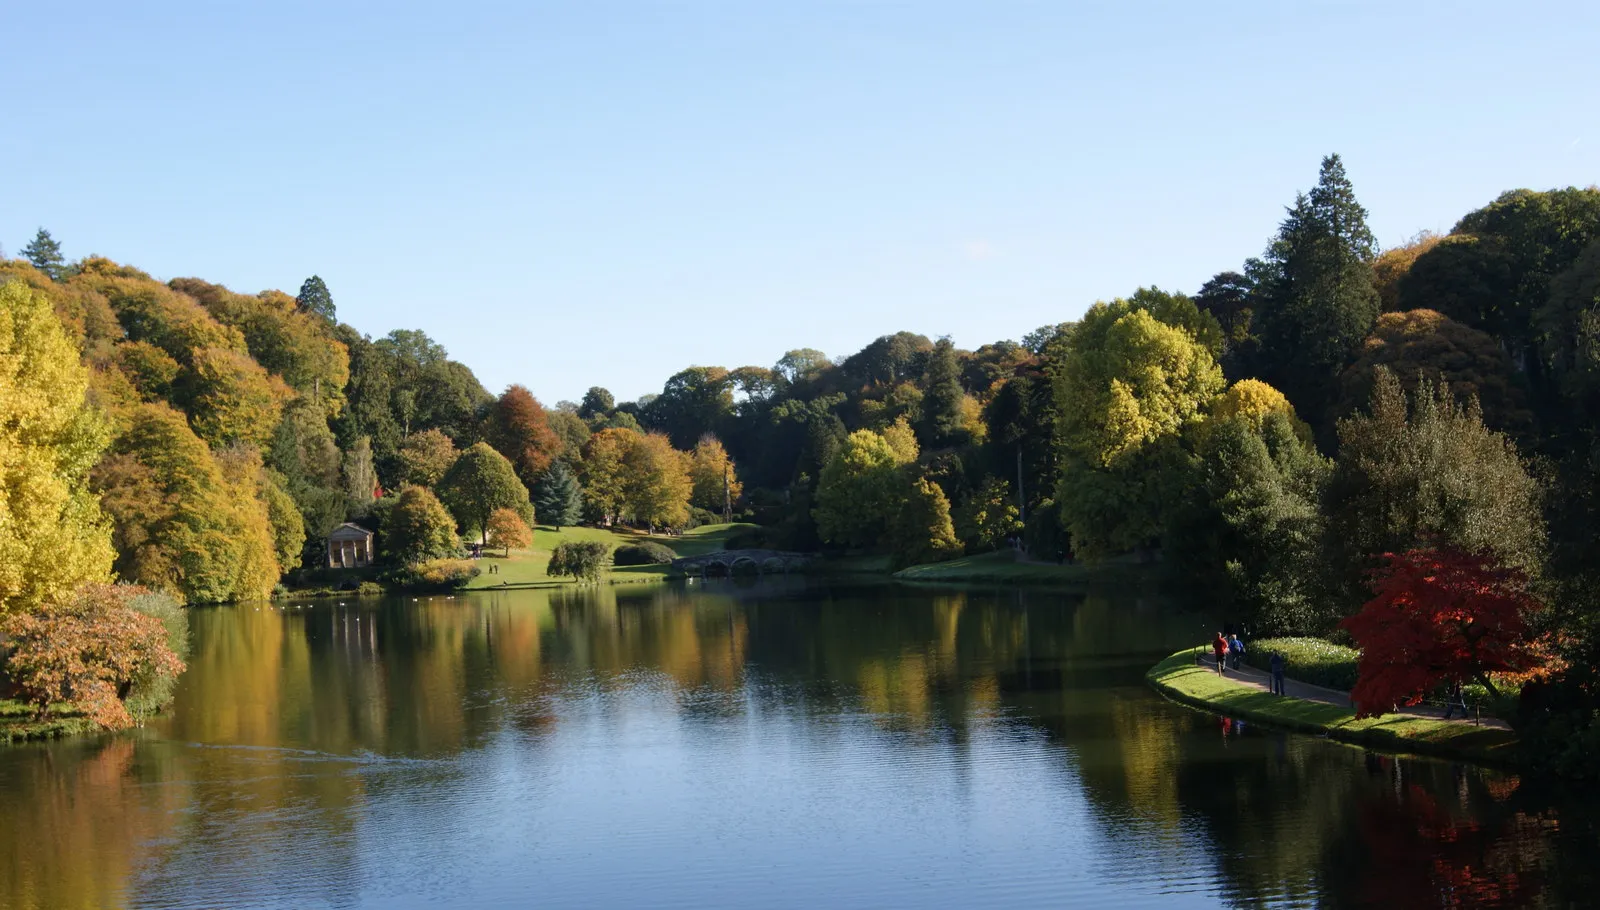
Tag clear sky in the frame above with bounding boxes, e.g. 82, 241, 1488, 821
5, 2, 1597, 404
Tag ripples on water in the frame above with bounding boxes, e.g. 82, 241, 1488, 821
0, 580, 1594, 909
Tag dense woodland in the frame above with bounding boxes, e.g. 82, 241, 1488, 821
3, 156, 1600, 770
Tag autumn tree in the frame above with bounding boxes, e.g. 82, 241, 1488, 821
1371, 232, 1443, 312
21, 229, 64, 280
624, 432, 693, 530
437, 442, 533, 544
382, 486, 460, 565
397, 427, 459, 487
813, 426, 918, 548
1341, 548, 1540, 716
0, 281, 116, 614
580, 427, 639, 524
688, 435, 742, 515
1054, 292, 1225, 559
1250, 154, 1381, 432
484, 384, 561, 490
0, 583, 186, 730
888, 478, 962, 569
533, 460, 584, 530
485, 507, 533, 556
1337, 309, 1527, 433
186, 345, 291, 448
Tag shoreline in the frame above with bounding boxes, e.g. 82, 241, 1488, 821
1145, 649, 1520, 767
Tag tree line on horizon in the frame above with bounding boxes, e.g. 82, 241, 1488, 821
3, 155, 1600, 765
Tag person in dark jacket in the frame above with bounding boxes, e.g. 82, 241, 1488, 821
1269, 651, 1286, 695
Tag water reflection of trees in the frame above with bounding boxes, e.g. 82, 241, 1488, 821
1, 582, 1593, 908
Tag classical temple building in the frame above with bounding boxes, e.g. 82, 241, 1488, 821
327, 522, 375, 568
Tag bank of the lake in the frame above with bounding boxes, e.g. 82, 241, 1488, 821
892, 549, 1145, 586
0, 698, 95, 744
1146, 649, 1520, 766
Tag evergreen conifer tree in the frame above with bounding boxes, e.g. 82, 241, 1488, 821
22, 228, 65, 280
1251, 154, 1380, 435
533, 460, 584, 530
296, 275, 336, 321
918, 337, 966, 447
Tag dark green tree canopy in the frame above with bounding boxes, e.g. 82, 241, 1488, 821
22, 228, 65, 280
296, 275, 335, 321
437, 442, 533, 544
533, 460, 584, 530
1250, 154, 1381, 433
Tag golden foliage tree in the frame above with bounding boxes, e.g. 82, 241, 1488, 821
0, 281, 115, 614
92, 403, 277, 603
398, 427, 459, 487
688, 435, 742, 514
485, 507, 533, 556
624, 432, 693, 530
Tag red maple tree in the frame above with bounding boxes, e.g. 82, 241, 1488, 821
1339, 547, 1539, 718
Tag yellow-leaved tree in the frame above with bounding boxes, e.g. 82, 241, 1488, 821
0, 281, 116, 613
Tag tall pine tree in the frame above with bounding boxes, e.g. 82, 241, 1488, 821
297, 275, 336, 321
918, 337, 966, 448
533, 460, 584, 530
1250, 154, 1380, 437
21, 228, 65, 280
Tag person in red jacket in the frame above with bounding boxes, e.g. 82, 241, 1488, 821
1212, 632, 1229, 676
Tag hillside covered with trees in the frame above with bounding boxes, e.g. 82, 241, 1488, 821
4, 157, 1600, 768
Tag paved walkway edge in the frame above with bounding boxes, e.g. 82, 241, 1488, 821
1145, 650, 1520, 769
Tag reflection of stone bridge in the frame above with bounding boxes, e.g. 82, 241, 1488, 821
672, 549, 814, 576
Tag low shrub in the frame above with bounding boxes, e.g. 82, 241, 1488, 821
356, 581, 386, 596
122, 588, 189, 721
395, 558, 480, 591
0, 584, 187, 731
549, 541, 610, 581
613, 541, 677, 566
1242, 636, 1360, 691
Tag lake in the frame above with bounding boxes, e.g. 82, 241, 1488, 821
0, 579, 1594, 909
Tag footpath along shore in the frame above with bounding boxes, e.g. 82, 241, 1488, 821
1146, 648, 1519, 766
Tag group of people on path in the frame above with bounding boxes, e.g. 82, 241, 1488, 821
1209, 630, 1287, 695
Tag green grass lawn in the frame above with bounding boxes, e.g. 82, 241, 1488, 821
891, 549, 1128, 585
464, 522, 754, 589
1147, 650, 1519, 765
0, 698, 96, 743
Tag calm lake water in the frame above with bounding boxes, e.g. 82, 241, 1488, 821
0, 579, 1594, 909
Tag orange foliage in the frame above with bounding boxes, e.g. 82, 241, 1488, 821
0, 584, 186, 730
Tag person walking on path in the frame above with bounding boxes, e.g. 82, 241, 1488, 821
1228, 633, 1245, 671
1442, 681, 1471, 720
1212, 632, 1229, 675
1269, 651, 1286, 695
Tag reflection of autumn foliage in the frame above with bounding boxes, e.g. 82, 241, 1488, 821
1341, 548, 1539, 717
0, 583, 186, 729
1356, 782, 1546, 908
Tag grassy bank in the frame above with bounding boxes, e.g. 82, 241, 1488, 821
891, 549, 1134, 586
0, 698, 96, 744
462, 523, 754, 590
1146, 650, 1519, 766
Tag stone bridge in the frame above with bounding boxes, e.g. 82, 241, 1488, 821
671, 549, 814, 576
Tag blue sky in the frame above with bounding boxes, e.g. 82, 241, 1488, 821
5, 2, 1596, 403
